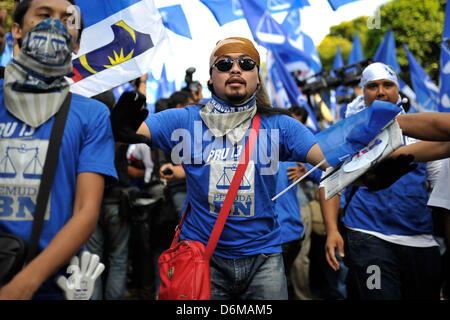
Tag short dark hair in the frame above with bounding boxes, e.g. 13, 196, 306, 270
155, 98, 170, 113
180, 86, 195, 101
13, 0, 84, 41
169, 91, 191, 108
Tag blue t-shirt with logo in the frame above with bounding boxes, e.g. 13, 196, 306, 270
0, 84, 117, 299
145, 106, 316, 258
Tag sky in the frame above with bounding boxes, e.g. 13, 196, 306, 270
152, 0, 392, 91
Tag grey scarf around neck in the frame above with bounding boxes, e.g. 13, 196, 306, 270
200, 94, 257, 145
4, 18, 74, 128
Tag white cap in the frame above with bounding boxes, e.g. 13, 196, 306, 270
360, 62, 399, 88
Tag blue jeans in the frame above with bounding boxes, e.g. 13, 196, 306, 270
86, 202, 130, 300
210, 253, 288, 300
323, 248, 348, 300
344, 228, 441, 300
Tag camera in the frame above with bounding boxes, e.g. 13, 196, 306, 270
185, 67, 196, 86
297, 58, 373, 96
185, 67, 199, 93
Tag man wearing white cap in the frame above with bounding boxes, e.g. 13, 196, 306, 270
116, 37, 329, 300
321, 62, 442, 300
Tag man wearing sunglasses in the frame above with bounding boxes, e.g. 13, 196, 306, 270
112, 37, 328, 300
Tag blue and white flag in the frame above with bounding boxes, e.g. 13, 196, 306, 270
267, 53, 291, 108
279, 6, 320, 73
281, 5, 313, 38
327, 0, 361, 11
70, 0, 169, 97
439, 0, 450, 111
281, 8, 302, 39
403, 43, 439, 112
284, 31, 322, 73
158, 4, 192, 39
200, 0, 309, 26
239, 0, 321, 73
316, 100, 401, 166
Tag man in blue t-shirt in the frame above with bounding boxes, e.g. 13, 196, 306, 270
0, 0, 117, 300
321, 62, 442, 300
129, 37, 330, 300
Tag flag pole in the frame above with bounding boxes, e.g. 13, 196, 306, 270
272, 159, 326, 201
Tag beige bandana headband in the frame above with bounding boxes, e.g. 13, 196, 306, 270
209, 37, 260, 68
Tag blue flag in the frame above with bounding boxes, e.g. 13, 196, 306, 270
333, 45, 344, 70
284, 31, 322, 73
403, 43, 439, 112
239, 0, 321, 73
348, 33, 364, 65
281, 8, 302, 39
439, 1, 450, 112
72, 0, 169, 97
281, 5, 312, 38
373, 30, 400, 73
200, 0, 310, 26
158, 5, 192, 39
271, 50, 321, 132
327, 0, 361, 11
316, 100, 401, 166
279, 6, 321, 73
156, 64, 176, 100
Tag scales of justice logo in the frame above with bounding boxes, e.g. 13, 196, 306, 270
209, 161, 255, 218
0, 143, 45, 180
0, 139, 49, 221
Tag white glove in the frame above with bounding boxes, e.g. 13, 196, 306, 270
56, 251, 105, 300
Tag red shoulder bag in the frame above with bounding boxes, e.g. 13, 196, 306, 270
158, 114, 260, 300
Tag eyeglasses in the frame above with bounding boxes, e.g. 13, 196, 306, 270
212, 57, 257, 72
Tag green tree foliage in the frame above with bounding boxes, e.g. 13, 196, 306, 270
317, 36, 352, 72
329, 16, 371, 46
366, 0, 444, 83
318, 0, 446, 84
0, 0, 14, 32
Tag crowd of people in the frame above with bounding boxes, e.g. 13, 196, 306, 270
0, 0, 448, 301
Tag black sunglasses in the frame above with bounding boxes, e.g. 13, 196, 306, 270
213, 57, 257, 72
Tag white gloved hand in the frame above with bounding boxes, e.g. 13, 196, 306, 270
56, 251, 105, 300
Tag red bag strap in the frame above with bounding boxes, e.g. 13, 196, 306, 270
171, 114, 261, 253
170, 194, 190, 248
203, 114, 260, 261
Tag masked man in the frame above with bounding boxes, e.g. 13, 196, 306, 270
0, 0, 117, 300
